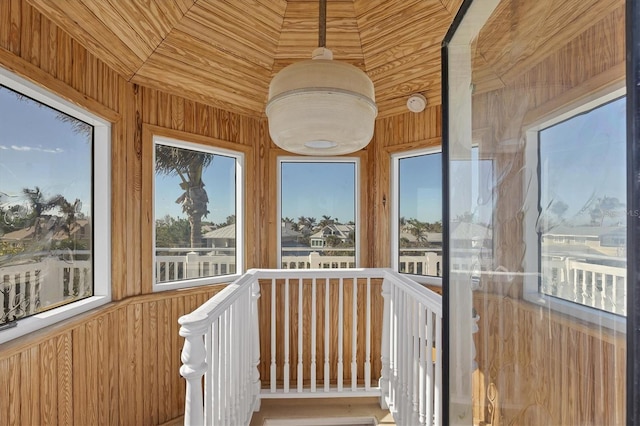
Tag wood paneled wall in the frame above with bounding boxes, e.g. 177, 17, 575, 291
0, 284, 225, 425
473, 294, 626, 425
2, 1, 443, 422
257, 278, 384, 387
369, 106, 443, 269
3, 0, 628, 424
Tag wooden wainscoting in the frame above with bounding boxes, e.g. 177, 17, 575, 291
473, 293, 626, 425
257, 278, 385, 389
0, 284, 225, 426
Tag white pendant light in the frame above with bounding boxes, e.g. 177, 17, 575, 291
266, 0, 377, 156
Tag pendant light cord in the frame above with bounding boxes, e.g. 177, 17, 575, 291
318, 0, 326, 48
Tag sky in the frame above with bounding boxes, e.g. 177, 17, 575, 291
281, 161, 355, 223
540, 96, 626, 225
399, 153, 442, 223
2, 82, 626, 231
154, 151, 236, 224
0, 85, 92, 216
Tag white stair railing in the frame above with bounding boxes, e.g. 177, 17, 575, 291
179, 268, 442, 426
257, 268, 382, 397
178, 271, 261, 425
379, 271, 443, 425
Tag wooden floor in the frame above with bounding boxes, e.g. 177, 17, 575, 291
250, 397, 395, 426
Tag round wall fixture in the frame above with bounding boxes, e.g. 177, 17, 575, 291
407, 93, 427, 113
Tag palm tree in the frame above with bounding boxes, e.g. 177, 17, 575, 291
319, 215, 334, 228
297, 216, 317, 234
58, 198, 82, 238
22, 187, 63, 241
155, 145, 214, 248
407, 218, 430, 246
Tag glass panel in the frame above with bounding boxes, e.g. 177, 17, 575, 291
0, 85, 94, 325
280, 161, 357, 269
445, 0, 626, 424
539, 97, 626, 315
154, 141, 237, 282
397, 152, 443, 276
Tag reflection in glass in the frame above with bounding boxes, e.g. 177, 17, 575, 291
445, 0, 626, 424
154, 141, 237, 282
539, 97, 626, 315
0, 85, 93, 325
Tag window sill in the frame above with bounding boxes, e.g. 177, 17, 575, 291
153, 273, 242, 292
523, 290, 626, 332
0, 295, 111, 345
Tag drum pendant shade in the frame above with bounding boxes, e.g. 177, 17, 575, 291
266, 45, 377, 155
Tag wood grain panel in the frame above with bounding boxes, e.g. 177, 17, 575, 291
0, 285, 226, 426
26, 0, 142, 77
25, 0, 457, 118
476, 0, 623, 87
257, 278, 384, 387
473, 294, 626, 425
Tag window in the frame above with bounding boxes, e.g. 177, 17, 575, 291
392, 149, 443, 280
525, 90, 626, 322
278, 158, 358, 269
153, 136, 243, 290
0, 67, 110, 343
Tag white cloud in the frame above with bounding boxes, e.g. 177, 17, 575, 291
8, 144, 63, 153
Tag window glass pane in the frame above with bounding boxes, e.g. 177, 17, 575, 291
445, 0, 626, 424
280, 161, 357, 269
0, 84, 94, 326
397, 152, 442, 276
539, 97, 626, 315
154, 141, 237, 283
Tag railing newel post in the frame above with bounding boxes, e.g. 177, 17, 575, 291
251, 277, 262, 412
379, 276, 392, 409
179, 312, 210, 426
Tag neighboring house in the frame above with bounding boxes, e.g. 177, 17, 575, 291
398, 229, 443, 248
541, 225, 626, 257
280, 222, 303, 246
202, 223, 236, 252
450, 221, 492, 250
309, 224, 355, 248
0, 217, 91, 249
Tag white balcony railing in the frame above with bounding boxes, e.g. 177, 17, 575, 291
1, 253, 92, 325
178, 268, 443, 426
541, 254, 626, 316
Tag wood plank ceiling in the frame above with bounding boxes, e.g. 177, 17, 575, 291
26, 0, 463, 118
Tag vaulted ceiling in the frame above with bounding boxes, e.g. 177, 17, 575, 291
26, 0, 463, 118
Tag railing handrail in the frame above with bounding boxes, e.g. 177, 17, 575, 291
180, 269, 258, 325
178, 267, 443, 426
382, 269, 443, 316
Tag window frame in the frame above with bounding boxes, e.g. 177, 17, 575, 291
523, 85, 626, 330
150, 135, 245, 292
0, 67, 111, 344
391, 147, 443, 286
277, 156, 361, 269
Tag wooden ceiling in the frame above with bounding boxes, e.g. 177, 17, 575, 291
26, 0, 463, 118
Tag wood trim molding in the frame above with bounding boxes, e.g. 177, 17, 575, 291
140, 124, 255, 293
0, 282, 226, 360
0, 45, 120, 122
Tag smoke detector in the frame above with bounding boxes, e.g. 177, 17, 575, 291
407, 93, 427, 113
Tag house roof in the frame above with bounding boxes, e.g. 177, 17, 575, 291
281, 222, 303, 238
543, 225, 626, 238
202, 223, 236, 239
311, 224, 355, 240
0, 219, 90, 242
